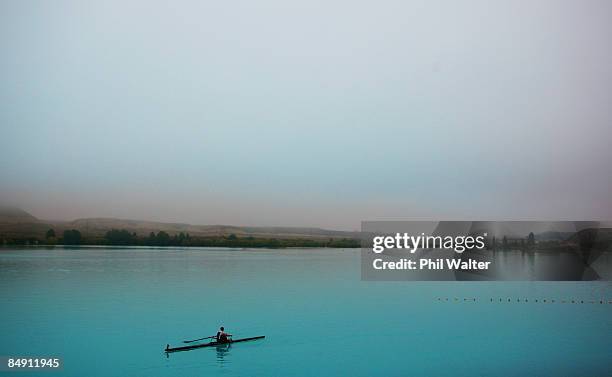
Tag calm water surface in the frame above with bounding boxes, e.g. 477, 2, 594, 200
1, 247, 610, 376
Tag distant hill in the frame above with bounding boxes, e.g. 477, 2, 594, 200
0, 208, 359, 242
0, 206, 39, 223
567, 228, 612, 244
535, 231, 576, 241
66, 218, 359, 240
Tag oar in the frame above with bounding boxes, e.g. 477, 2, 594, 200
183, 335, 217, 344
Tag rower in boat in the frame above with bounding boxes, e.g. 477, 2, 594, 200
166, 335, 265, 352
216, 326, 231, 343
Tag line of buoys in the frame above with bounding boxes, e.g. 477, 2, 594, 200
437, 297, 611, 304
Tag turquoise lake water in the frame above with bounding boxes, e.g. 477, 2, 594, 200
1, 247, 610, 376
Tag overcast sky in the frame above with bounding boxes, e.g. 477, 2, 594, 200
1, 0, 611, 230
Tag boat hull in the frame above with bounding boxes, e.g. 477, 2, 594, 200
165, 336, 265, 352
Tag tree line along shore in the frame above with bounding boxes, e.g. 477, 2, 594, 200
1, 228, 361, 248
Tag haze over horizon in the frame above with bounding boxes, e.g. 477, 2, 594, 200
2, 0, 612, 231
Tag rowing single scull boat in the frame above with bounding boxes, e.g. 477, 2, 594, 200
165, 336, 265, 352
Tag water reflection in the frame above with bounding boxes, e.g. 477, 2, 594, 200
215, 343, 231, 364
